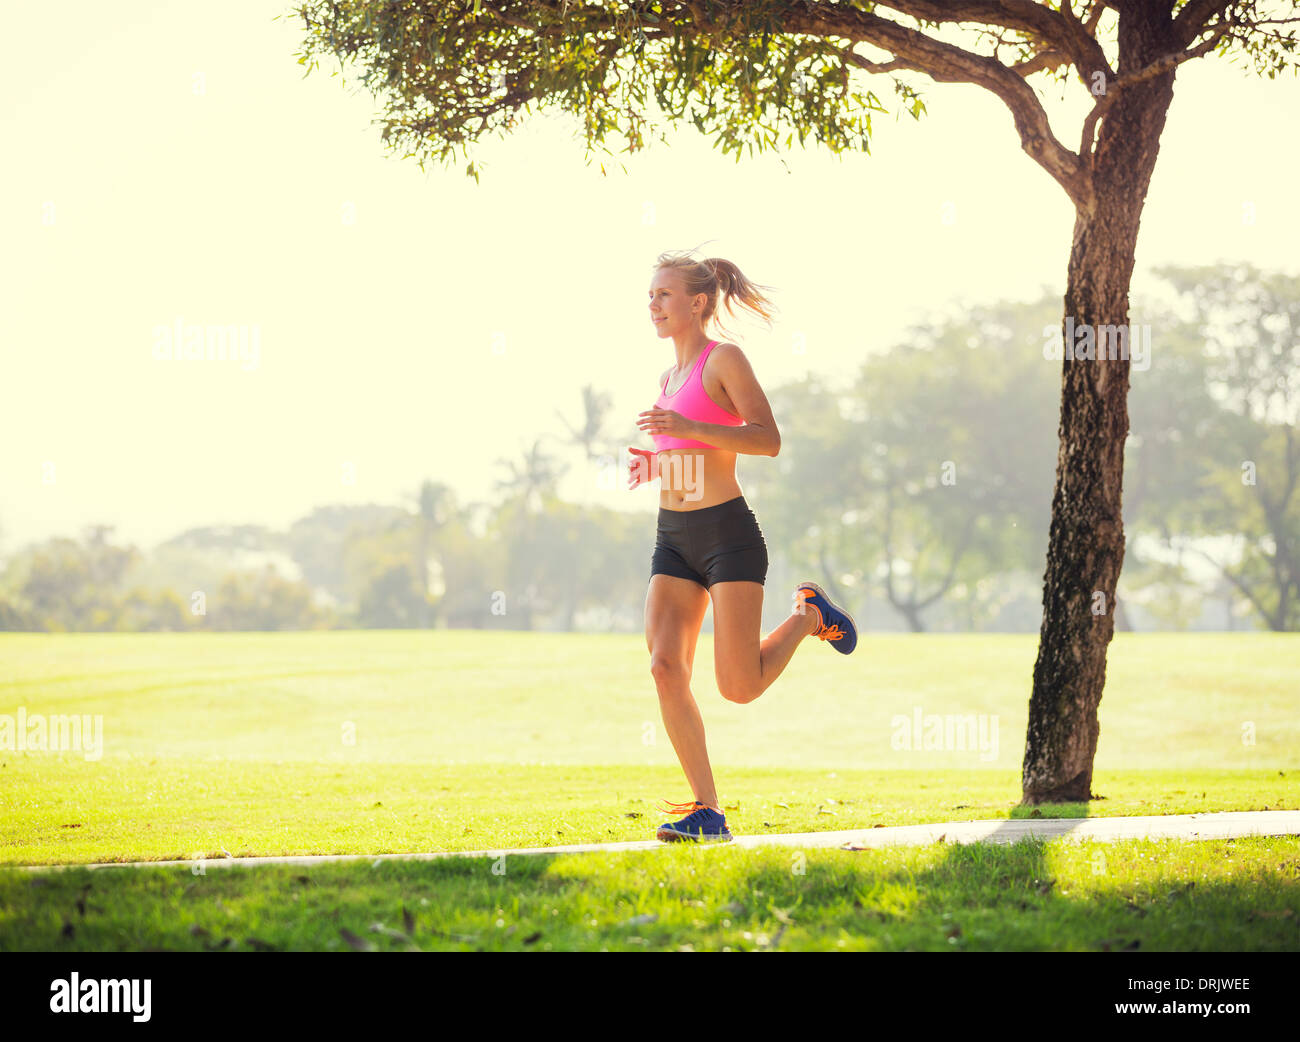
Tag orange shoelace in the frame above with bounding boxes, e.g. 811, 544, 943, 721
798, 588, 839, 640
659, 799, 708, 817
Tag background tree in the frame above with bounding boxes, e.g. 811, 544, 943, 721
4, 528, 140, 631
856, 300, 1059, 631
492, 436, 569, 516
1139, 264, 1300, 630
209, 565, 330, 631
556, 383, 615, 463
288, 504, 409, 605
408, 479, 457, 627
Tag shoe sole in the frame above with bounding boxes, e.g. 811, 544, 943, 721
656, 828, 734, 843
799, 581, 858, 652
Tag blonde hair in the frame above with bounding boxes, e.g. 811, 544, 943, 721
653, 248, 778, 341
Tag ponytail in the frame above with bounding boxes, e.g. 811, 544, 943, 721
653, 248, 778, 340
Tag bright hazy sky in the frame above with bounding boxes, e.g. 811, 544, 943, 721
2, 1, 1297, 553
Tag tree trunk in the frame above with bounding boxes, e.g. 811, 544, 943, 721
897, 602, 925, 633
1022, 13, 1177, 805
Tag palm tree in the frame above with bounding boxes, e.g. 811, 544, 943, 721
404, 480, 456, 628
555, 383, 614, 463
492, 437, 569, 515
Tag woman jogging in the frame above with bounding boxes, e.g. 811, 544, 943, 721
628, 250, 858, 844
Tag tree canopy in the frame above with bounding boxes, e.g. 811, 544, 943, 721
292, 1, 1299, 190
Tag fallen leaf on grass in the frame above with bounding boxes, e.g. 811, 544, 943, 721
340, 928, 376, 952
368, 922, 421, 951
429, 929, 479, 944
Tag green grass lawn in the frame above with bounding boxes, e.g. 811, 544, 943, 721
1, 630, 1297, 950
5, 835, 1297, 952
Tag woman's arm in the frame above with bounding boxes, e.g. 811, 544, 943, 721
637, 344, 781, 456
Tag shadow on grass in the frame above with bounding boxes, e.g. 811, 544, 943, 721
4, 815, 1296, 952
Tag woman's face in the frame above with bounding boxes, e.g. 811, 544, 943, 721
648, 268, 703, 338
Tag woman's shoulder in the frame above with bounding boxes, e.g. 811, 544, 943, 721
706, 341, 746, 366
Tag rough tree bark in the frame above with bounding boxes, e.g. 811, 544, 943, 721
1021, 9, 1178, 804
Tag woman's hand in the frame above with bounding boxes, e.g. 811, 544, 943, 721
637, 407, 696, 443
627, 446, 658, 489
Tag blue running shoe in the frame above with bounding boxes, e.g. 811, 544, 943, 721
655, 800, 733, 843
796, 581, 858, 655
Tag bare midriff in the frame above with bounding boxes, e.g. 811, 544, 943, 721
656, 448, 743, 511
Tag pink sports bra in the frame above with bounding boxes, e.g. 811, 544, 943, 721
652, 340, 745, 450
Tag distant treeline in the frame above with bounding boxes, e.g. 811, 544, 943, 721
1, 265, 1295, 632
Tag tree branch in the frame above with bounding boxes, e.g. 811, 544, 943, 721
790, 6, 1090, 206
917, 523, 976, 610
1186, 540, 1275, 628
879, 0, 1114, 79
1172, 0, 1235, 48
1013, 48, 1069, 77
1078, 18, 1233, 159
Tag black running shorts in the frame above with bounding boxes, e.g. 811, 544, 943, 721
650, 495, 768, 588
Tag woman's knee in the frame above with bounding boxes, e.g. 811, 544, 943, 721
649, 654, 690, 691
716, 671, 760, 705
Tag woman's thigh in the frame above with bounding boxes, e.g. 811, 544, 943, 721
708, 580, 765, 699
645, 573, 710, 674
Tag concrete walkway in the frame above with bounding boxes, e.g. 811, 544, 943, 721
14, 810, 1300, 873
